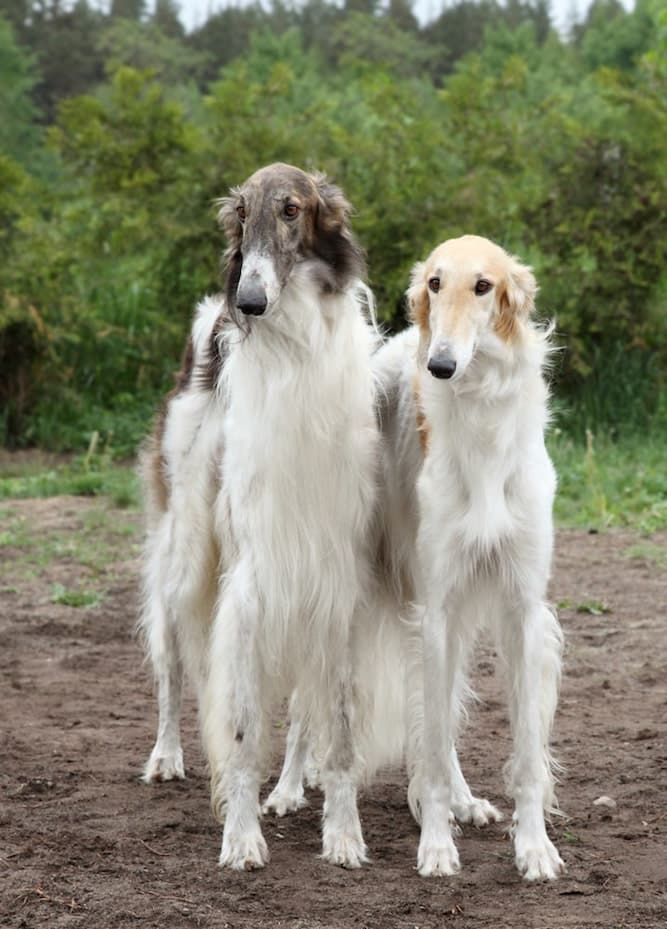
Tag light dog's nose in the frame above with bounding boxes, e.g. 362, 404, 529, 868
427, 354, 457, 380
236, 280, 267, 316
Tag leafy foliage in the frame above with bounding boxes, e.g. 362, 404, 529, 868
0, 1, 666, 454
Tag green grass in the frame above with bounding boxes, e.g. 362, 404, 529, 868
550, 430, 667, 533
51, 583, 105, 608
623, 542, 667, 570
0, 453, 140, 508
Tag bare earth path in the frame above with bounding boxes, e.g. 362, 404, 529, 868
1, 496, 665, 928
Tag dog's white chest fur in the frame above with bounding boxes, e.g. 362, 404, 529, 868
218, 277, 377, 668
417, 354, 555, 591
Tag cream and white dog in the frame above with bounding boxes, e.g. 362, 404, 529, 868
374, 235, 564, 881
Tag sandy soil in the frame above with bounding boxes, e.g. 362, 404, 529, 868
1, 496, 666, 928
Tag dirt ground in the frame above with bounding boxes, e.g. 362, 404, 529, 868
1, 495, 665, 929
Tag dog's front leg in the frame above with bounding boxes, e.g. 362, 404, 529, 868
205, 566, 269, 871
320, 662, 367, 869
503, 601, 564, 881
417, 598, 462, 877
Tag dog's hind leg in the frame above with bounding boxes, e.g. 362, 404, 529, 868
449, 745, 502, 827
142, 534, 185, 783
263, 692, 310, 816
501, 601, 564, 881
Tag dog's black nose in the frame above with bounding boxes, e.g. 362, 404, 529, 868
237, 295, 267, 316
427, 355, 457, 379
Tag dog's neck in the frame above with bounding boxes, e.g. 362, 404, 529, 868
419, 324, 551, 460
223, 271, 367, 368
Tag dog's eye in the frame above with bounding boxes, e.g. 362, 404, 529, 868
236, 206, 246, 222
475, 279, 492, 295
428, 277, 440, 293
283, 203, 300, 219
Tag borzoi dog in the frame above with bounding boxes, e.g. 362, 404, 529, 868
374, 235, 564, 880
140, 163, 379, 870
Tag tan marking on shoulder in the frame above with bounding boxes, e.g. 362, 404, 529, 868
412, 369, 430, 457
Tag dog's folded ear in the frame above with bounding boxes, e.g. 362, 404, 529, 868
309, 172, 365, 290
311, 172, 352, 232
216, 190, 244, 320
497, 256, 538, 341
217, 189, 243, 246
407, 261, 429, 330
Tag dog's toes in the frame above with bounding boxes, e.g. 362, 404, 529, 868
219, 830, 270, 871
417, 838, 461, 877
515, 836, 564, 881
453, 796, 503, 828
262, 786, 308, 817
321, 831, 368, 869
142, 746, 185, 783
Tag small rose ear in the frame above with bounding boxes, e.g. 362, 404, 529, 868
497, 255, 537, 341
309, 171, 364, 290
310, 171, 353, 232
216, 188, 243, 244
407, 261, 429, 331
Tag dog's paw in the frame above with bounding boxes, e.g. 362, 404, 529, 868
262, 784, 307, 817
219, 828, 269, 871
417, 836, 461, 877
514, 835, 564, 881
321, 830, 368, 869
452, 796, 503, 828
142, 745, 185, 783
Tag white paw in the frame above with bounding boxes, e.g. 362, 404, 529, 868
515, 835, 564, 881
142, 745, 185, 783
262, 785, 308, 817
452, 796, 503, 828
322, 830, 368, 869
417, 836, 461, 877
219, 828, 269, 871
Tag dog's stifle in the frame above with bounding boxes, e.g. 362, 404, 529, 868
398, 235, 563, 880
140, 163, 379, 870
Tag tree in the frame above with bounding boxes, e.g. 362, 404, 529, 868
23, 0, 106, 120
153, 0, 183, 38
577, 0, 653, 71
0, 14, 41, 165
110, 0, 146, 20
98, 19, 210, 86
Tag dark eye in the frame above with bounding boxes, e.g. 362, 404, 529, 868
283, 203, 300, 219
428, 277, 440, 293
475, 279, 492, 295
236, 205, 246, 222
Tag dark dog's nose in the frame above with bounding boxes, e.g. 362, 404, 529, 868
236, 280, 267, 316
237, 295, 267, 316
427, 354, 457, 380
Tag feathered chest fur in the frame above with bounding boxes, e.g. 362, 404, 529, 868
217, 280, 379, 620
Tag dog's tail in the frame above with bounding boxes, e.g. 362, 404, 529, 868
352, 595, 413, 780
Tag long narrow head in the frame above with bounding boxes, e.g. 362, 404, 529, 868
217, 163, 364, 324
407, 235, 537, 381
